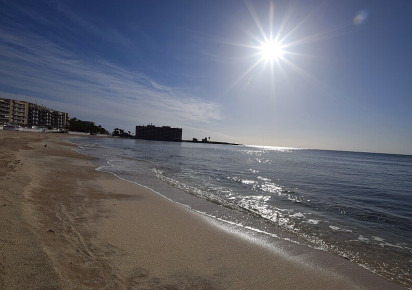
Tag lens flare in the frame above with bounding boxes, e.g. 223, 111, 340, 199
353, 10, 369, 25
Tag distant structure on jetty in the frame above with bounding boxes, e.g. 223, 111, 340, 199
187, 138, 239, 146
0, 97, 69, 129
135, 124, 182, 141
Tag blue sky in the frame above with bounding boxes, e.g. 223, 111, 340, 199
1, 0, 411, 154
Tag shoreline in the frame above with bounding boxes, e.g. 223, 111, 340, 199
0, 131, 404, 289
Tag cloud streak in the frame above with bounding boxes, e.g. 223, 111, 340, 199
0, 22, 221, 131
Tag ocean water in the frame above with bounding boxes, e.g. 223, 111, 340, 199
73, 137, 412, 287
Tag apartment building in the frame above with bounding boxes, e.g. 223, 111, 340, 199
0, 97, 69, 129
11, 100, 29, 126
0, 98, 10, 125
135, 124, 182, 141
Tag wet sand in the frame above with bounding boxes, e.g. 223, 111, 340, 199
0, 131, 403, 289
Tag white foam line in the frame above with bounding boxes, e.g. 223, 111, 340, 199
95, 162, 308, 252
96, 164, 192, 209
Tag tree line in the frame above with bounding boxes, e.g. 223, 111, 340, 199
112, 128, 133, 138
68, 118, 109, 135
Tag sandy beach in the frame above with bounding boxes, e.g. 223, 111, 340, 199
0, 131, 403, 289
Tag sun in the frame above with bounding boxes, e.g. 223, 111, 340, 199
225, 1, 317, 91
259, 40, 285, 61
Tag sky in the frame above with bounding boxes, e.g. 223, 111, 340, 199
0, 0, 411, 154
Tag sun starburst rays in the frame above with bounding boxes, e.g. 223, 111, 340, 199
238, 0, 300, 91
217, 1, 337, 97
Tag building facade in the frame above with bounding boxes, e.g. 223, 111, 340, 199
0, 98, 11, 125
0, 97, 69, 129
135, 124, 182, 141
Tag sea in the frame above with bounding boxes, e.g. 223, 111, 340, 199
72, 137, 412, 287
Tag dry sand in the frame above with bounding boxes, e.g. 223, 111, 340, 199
0, 131, 404, 289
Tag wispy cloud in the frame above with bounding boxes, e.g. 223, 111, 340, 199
0, 22, 221, 131
52, 1, 135, 48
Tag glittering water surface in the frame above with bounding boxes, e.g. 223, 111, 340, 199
74, 137, 412, 287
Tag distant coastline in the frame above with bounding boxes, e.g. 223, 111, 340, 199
181, 139, 240, 146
